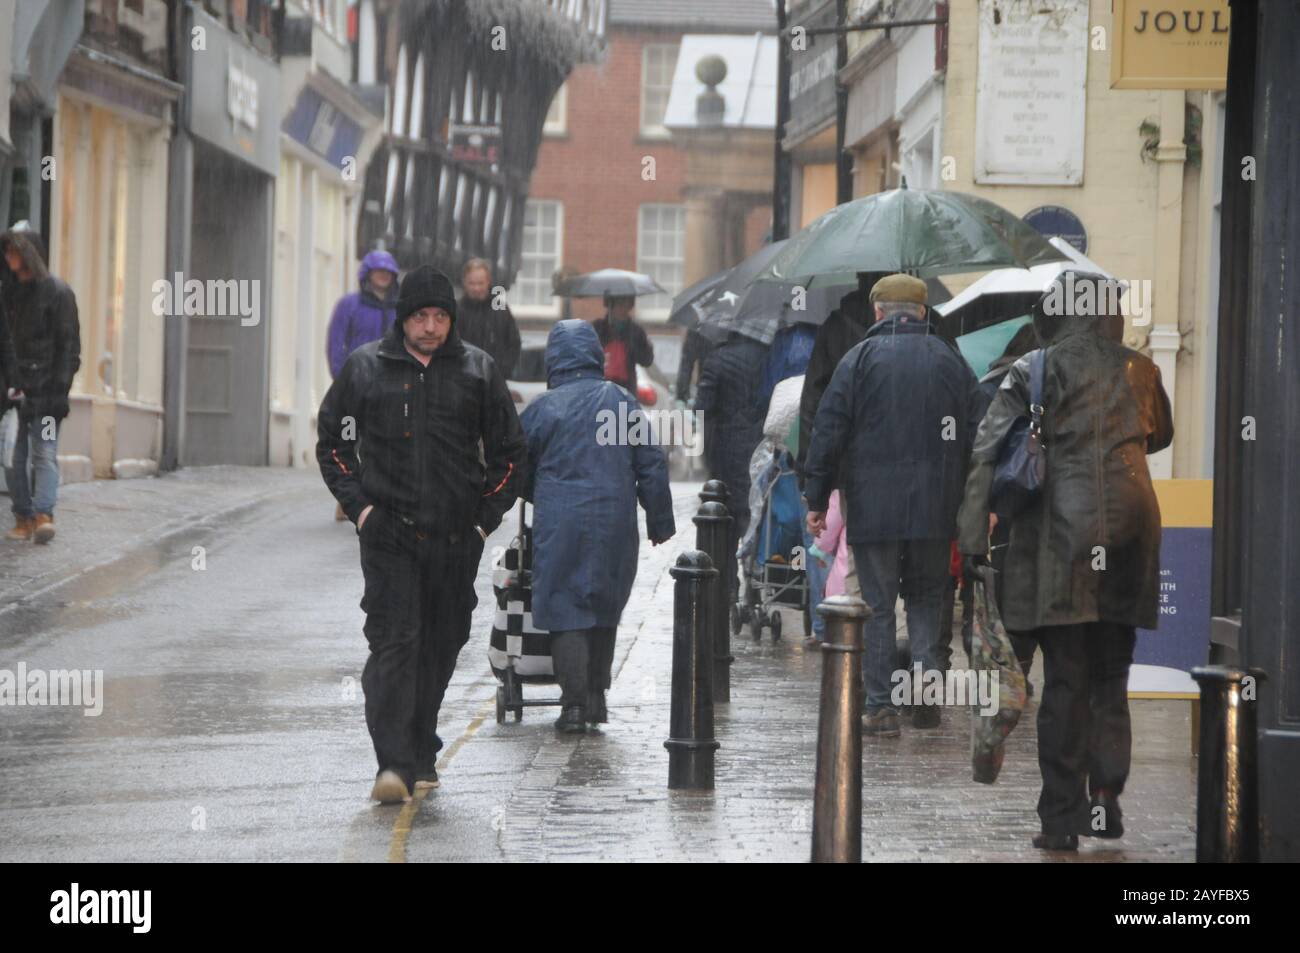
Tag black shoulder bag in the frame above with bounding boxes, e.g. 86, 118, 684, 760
990, 347, 1047, 519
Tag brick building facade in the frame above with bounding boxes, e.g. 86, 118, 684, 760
514, 0, 776, 331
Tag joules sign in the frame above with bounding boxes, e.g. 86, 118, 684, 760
1111, 0, 1230, 90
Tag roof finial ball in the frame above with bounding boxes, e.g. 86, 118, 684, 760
695, 54, 728, 88
695, 55, 728, 126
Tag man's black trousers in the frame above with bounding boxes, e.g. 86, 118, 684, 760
358, 508, 483, 791
1033, 621, 1137, 835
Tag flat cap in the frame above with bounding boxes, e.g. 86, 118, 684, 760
869, 273, 928, 306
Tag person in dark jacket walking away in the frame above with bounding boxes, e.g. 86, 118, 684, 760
520, 320, 676, 732
325, 249, 399, 520
317, 265, 526, 804
804, 275, 984, 738
695, 330, 768, 598
797, 275, 885, 470
675, 326, 714, 404
957, 273, 1173, 851
457, 258, 521, 377
593, 293, 654, 393
1, 226, 81, 544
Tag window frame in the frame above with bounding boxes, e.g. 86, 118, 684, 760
640, 43, 679, 139
543, 82, 567, 137
511, 198, 565, 317
636, 202, 686, 317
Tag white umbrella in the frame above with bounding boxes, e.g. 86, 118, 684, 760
935, 237, 1122, 328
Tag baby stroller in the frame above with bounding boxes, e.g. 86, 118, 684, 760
487, 501, 563, 723
734, 445, 810, 641
734, 376, 811, 641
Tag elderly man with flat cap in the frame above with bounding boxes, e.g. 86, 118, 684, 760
803, 274, 984, 739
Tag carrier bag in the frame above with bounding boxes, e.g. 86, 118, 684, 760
970, 566, 1028, 784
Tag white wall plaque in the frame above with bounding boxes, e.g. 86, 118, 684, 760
974, 0, 1088, 185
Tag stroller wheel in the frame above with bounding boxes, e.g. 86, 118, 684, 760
495, 687, 506, 725
730, 602, 742, 635
770, 610, 783, 641
513, 705, 523, 723
750, 613, 764, 641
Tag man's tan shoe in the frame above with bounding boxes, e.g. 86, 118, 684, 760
7, 517, 34, 542
33, 513, 55, 544
370, 770, 412, 804
863, 710, 901, 738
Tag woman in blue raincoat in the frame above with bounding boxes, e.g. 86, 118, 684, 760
520, 320, 676, 733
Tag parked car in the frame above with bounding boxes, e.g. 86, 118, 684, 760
507, 334, 697, 479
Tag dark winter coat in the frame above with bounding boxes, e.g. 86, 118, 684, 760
798, 290, 871, 468
956, 314, 1174, 631
695, 334, 768, 516
675, 326, 714, 402
592, 314, 654, 392
326, 250, 399, 378
0, 294, 14, 402
519, 320, 676, 631
316, 318, 526, 536
456, 294, 521, 379
803, 312, 985, 545
0, 229, 81, 422
760, 322, 816, 412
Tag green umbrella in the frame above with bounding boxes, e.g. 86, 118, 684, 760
956, 316, 1033, 379
757, 188, 1070, 285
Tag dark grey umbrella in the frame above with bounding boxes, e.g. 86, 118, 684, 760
702, 273, 951, 344
559, 268, 666, 298
669, 270, 729, 328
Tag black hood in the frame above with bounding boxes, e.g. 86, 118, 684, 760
1, 229, 49, 282
1033, 271, 1125, 345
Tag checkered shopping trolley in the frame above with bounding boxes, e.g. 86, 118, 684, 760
487, 501, 562, 723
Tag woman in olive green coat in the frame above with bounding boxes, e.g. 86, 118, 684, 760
957, 273, 1173, 852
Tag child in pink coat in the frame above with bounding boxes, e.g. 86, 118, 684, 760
811, 490, 850, 597
805, 490, 849, 643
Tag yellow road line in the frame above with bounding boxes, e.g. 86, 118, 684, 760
387, 697, 495, 864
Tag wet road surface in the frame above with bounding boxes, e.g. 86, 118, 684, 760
0, 473, 1196, 862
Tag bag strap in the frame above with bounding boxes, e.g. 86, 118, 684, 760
1029, 347, 1047, 434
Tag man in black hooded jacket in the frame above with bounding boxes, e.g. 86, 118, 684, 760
317, 265, 526, 804
1, 226, 81, 544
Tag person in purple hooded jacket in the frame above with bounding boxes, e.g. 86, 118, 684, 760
327, 250, 399, 378
326, 250, 399, 519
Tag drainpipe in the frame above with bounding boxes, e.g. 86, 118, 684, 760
1144, 90, 1187, 480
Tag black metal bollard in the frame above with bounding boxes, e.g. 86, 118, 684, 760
1191, 666, 1265, 862
812, 595, 869, 863
694, 500, 733, 704
665, 550, 720, 790
699, 479, 728, 508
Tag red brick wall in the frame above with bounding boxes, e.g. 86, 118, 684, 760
528, 29, 689, 321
